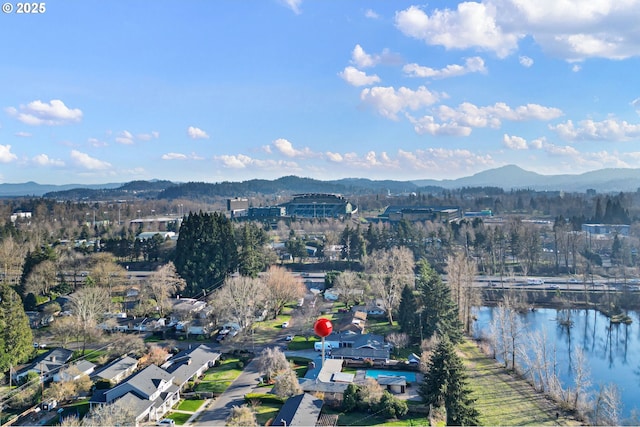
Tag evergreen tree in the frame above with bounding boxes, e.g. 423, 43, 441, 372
419, 337, 479, 426
416, 260, 463, 344
18, 246, 56, 297
237, 223, 268, 278
0, 284, 33, 374
174, 212, 238, 296
397, 284, 420, 342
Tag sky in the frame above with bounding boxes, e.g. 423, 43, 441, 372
2, 0, 640, 185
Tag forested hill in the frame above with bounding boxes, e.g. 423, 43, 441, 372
42, 180, 176, 200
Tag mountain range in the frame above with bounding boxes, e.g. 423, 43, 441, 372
1, 165, 638, 198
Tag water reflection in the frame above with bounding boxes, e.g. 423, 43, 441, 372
474, 307, 639, 419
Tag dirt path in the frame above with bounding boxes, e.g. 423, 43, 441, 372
459, 339, 582, 426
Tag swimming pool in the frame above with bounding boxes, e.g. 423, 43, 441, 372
365, 369, 417, 383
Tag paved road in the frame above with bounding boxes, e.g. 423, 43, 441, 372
190, 358, 262, 426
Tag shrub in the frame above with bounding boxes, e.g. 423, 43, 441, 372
237, 361, 244, 369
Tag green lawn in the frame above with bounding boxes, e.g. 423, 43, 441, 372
176, 399, 205, 412
459, 339, 579, 426
73, 349, 108, 363
286, 335, 318, 350
253, 402, 283, 425
321, 408, 428, 426
195, 357, 245, 394
46, 400, 90, 426
166, 412, 192, 425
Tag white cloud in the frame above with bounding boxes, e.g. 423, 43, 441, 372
272, 138, 315, 158
14, 131, 32, 137
162, 153, 188, 160
325, 151, 344, 162
32, 154, 65, 167
403, 56, 487, 79
70, 150, 112, 170
5, 99, 83, 126
352, 45, 377, 68
503, 134, 528, 150
437, 102, 563, 128
572, 64, 582, 72
187, 126, 209, 139
551, 118, 640, 141
0, 145, 17, 163
339, 66, 381, 87
281, 0, 301, 14
519, 55, 534, 67
407, 114, 473, 136
365, 9, 379, 19
360, 86, 441, 120
395, 1, 640, 62
395, 4, 521, 58
116, 130, 134, 145
397, 148, 495, 172
631, 97, 640, 113
215, 154, 300, 171
137, 131, 159, 141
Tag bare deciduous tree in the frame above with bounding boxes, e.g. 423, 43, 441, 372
357, 378, 384, 409
255, 347, 289, 382
263, 266, 306, 318
366, 247, 415, 325
24, 260, 57, 297
209, 275, 266, 329
144, 262, 186, 317
226, 405, 258, 427
81, 400, 138, 426
333, 271, 365, 309
591, 383, 621, 426
68, 287, 110, 354
139, 345, 170, 368
446, 252, 479, 333
272, 367, 302, 398
386, 332, 409, 356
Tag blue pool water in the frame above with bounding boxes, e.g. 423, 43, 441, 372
365, 369, 416, 382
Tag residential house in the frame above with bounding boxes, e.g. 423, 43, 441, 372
53, 360, 96, 382
161, 344, 221, 390
89, 364, 180, 425
92, 356, 139, 385
327, 333, 391, 362
14, 348, 74, 383
299, 359, 349, 407
271, 393, 323, 426
171, 298, 214, 335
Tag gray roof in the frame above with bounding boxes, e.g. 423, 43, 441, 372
316, 359, 344, 383
331, 347, 390, 361
73, 360, 96, 374
299, 378, 349, 394
163, 344, 220, 386
351, 334, 387, 349
272, 393, 323, 427
93, 356, 138, 382
376, 376, 406, 386
107, 364, 174, 401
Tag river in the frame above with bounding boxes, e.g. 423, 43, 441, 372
473, 307, 640, 420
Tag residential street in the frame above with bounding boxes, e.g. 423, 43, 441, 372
189, 358, 262, 426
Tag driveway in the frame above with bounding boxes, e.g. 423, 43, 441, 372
190, 358, 262, 426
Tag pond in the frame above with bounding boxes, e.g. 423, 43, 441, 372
473, 307, 640, 420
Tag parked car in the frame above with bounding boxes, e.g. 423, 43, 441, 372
157, 419, 175, 426
285, 335, 294, 341
282, 321, 289, 328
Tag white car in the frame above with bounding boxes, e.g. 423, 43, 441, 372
285, 335, 294, 341
282, 321, 289, 328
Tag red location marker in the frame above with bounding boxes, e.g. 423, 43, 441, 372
314, 317, 333, 337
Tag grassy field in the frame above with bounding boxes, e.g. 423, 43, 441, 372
321, 408, 429, 426
253, 402, 283, 425
176, 399, 205, 412
166, 412, 192, 425
195, 357, 245, 394
459, 339, 580, 426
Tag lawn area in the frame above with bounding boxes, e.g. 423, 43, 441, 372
321, 408, 428, 426
286, 335, 318, 350
253, 402, 283, 425
195, 357, 244, 394
46, 400, 90, 426
365, 316, 399, 336
166, 412, 192, 425
73, 349, 108, 363
287, 356, 312, 378
459, 338, 580, 426
176, 399, 205, 412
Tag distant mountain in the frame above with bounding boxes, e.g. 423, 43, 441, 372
412, 165, 640, 192
0, 182, 122, 197
2, 165, 639, 199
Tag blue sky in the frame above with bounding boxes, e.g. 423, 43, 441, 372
2, 0, 640, 185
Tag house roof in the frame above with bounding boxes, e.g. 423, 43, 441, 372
162, 344, 220, 386
316, 359, 344, 383
376, 376, 406, 386
73, 360, 96, 374
271, 393, 323, 427
331, 347, 390, 361
351, 334, 386, 349
299, 378, 349, 394
93, 356, 139, 382
18, 348, 74, 376
107, 364, 174, 401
